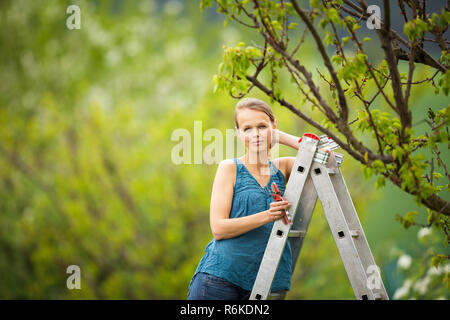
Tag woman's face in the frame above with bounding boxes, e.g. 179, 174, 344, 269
235, 108, 276, 154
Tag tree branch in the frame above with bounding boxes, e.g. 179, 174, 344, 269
343, 0, 447, 72
361, 0, 412, 143
291, 0, 350, 123
404, 0, 418, 106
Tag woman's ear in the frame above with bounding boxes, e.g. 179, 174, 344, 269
273, 119, 278, 129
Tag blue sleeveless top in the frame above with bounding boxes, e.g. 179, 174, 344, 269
193, 158, 292, 292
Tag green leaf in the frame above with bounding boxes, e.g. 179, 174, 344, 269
372, 160, 385, 171
375, 176, 385, 189
398, 211, 419, 229
324, 8, 339, 23
404, 18, 431, 41
433, 172, 443, 180
431, 254, 447, 269
310, 0, 320, 9
271, 20, 283, 30
331, 55, 344, 65
318, 19, 328, 29
341, 36, 349, 46
361, 164, 373, 179
324, 32, 334, 46
200, 0, 213, 11
392, 147, 404, 162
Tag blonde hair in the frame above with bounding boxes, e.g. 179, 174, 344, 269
234, 98, 275, 129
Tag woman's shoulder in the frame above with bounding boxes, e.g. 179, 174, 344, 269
272, 157, 296, 181
215, 159, 238, 183
217, 158, 237, 170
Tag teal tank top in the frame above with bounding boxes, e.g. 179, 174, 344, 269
194, 158, 292, 292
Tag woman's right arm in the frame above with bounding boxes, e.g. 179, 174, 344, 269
209, 159, 290, 240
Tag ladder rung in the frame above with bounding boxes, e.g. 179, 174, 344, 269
350, 230, 359, 238
288, 230, 305, 238
267, 293, 281, 300
326, 168, 336, 175
374, 293, 383, 300
268, 291, 287, 300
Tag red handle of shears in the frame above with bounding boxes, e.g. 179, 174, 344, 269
271, 182, 292, 225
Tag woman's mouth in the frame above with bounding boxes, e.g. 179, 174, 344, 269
251, 140, 263, 146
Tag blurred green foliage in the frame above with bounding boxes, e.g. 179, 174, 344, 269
0, 0, 447, 299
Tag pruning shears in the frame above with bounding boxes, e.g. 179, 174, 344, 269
271, 182, 292, 225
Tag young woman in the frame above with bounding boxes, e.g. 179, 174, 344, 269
187, 98, 313, 300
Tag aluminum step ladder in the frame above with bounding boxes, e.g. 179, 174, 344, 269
250, 133, 389, 300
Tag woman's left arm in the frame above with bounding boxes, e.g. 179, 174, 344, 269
275, 129, 300, 150
274, 129, 333, 153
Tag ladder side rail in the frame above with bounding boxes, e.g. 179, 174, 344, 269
249, 136, 319, 300
327, 157, 389, 299
289, 175, 318, 273
249, 218, 290, 300
311, 161, 375, 300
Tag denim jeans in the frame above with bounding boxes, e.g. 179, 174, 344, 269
187, 272, 287, 300
187, 272, 251, 300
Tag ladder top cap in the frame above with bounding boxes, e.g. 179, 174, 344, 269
299, 133, 320, 143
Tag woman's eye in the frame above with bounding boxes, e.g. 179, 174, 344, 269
244, 128, 250, 132
259, 125, 266, 129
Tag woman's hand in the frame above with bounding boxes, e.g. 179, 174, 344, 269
319, 147, 336, 163
266, 200, 291, 223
